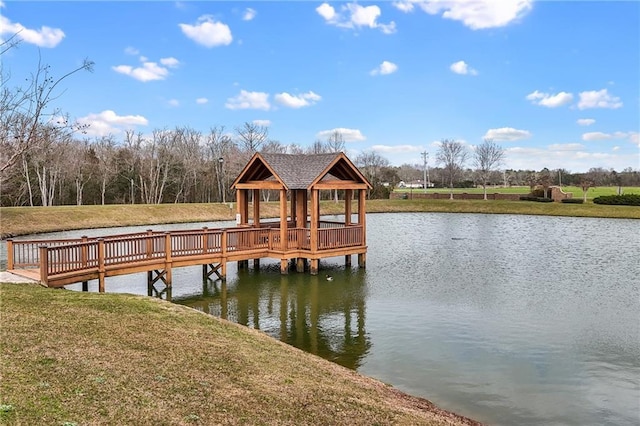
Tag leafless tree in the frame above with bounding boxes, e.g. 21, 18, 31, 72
537, 168, 553, 198
235, 122, 268, 155
1, 43, 93, 174
326, 130, 346, 201
579, 178, 595, 202
205, 126, 234, 203
308, 139, 327, 154
473, 138, 504, 200
436, 139, 468, 200
93, 135, 118, 205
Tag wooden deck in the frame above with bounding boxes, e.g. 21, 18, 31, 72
6, 222, 366, 292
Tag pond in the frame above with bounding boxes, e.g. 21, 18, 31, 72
2, 213, 638, 425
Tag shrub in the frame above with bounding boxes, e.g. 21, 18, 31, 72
593, 194, 640, 206
519, 196, 553, 203
561, 198, 584, 204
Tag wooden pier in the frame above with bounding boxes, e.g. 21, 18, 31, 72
6, 152, 372, 292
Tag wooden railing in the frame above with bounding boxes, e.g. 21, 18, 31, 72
7, 223, 365, 286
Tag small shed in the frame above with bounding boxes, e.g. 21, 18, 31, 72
231, 152, 372, 274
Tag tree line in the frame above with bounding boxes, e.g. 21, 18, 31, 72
2, 40, 638, 207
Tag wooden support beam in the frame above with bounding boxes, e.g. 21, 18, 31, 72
358, 253, 366, 268
253, 189, 260, 226
345, 189, 352, 225
203, 263, 224, 280
235, 181, 283, 190
358, 189, 366, 246
290, 191, 297, 224
345, 255, 351, 268
296, 258, 305, 273
38, 245, 48, 287
280, 258, 289, 275
98, 238, 105, 292
310, 189, 318, 252
310, 259, 319, 275
313, 181, 368, 190
6, 239, 14, 270
253, 259, 260, 269
280, 189, 287, 252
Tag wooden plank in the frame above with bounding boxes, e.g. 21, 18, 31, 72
313, 181, 368, 190
235, 181, 283, 190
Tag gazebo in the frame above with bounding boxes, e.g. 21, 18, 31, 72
231, 152, 372, 274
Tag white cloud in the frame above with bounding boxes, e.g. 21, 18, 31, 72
196, 97, 208, 104
253, 119, 271, 127
582, 131, 630, 141
160, 57, 180, 67
316, 2, 396, 34
225, 90, 270, 110
243, 8, 257, 21
370, 61, 398, 76
0, 14, 65, 47
168, 99, 180, 107
392, 1, 415, 13
526, 90, 573, 108
179, 16, 232, 47
112, 56, 178, 82
484, 127, 531, 141
274, 91, 321, 108
630, 133, 639, 147
577, 89, 623, 110
124, 46, 139, 55
317, 128, 366, 142
394, 0, 533, 30
371, 144, 423, 153
547, 143, 585, 151
77, 110, 148, 136
577, 118, 595, 126
450, 60, 477, 76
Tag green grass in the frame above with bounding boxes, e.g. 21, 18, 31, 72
0, 283, 478, 426
394, 186, 640, 198
1, 197, 638, 238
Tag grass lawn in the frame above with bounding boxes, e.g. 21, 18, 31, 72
1, 198, 638, 238
0, 283, 479, 426
394, 186, 640, 198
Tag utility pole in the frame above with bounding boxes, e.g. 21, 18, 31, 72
421, 151, 429, 193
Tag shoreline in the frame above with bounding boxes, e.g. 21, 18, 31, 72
1, 199, 638, 239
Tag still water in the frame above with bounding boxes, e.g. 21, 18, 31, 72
2, 213, 639, 425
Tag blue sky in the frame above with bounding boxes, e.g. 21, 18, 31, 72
2, 1, 638, 172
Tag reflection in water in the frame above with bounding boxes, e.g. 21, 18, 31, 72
175, 265, 371, 370
3, 214, 639, 426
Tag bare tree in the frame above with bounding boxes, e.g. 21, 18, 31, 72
474, 138, 504, 200
579, 178, 595, 202
308, 139, 327, 154
93, 135, 118, 205
1, 44, 94, 174
205, 126, 234, 203
538, 168, 552, 198
235, 122, 268, 155
436, 139, 468, 200
326, 130, 346, 202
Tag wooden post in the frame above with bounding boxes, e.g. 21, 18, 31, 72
146, 229, 153, 258
279, 189, 288, 275
279, 189, 287, 252
97, 238, 105, 292
290, 191, 297, 225
345, 255, 352, 267
310, 259, 319, 275
358, 189, 366, 246
296, 258, 305, 272
345, 189, 352, 226
164, 232, 172, 287
358, 252, 366, 268
81, 236, 88, 268
221, 230, 227, 279
310, 189, 318, 252
38, 245, 49, 286
6, 239, 13, 270
202, 227, 208, 255
253, 189, 260, 226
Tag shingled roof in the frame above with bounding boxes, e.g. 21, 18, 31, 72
232, 152, 371, 190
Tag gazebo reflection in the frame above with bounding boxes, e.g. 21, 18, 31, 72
175, 265, 371, 370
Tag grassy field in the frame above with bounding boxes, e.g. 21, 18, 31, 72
0, 283, 479, 426
1, 198, 638, 238
394, 186, 640, 198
